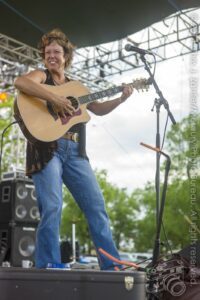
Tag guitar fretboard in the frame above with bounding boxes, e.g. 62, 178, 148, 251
78, 85, 123, 104
77, 78, 149, 104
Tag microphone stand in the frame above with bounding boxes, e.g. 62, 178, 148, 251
139, 54, 176, 298
140, 144, 171, 298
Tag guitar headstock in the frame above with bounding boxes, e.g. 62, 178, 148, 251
131, 78, 150, 92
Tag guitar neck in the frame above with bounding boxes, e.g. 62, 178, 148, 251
78, 85, 123, 104
78, 78, 149, 104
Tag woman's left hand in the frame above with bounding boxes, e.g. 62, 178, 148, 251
120, 84, 134, 103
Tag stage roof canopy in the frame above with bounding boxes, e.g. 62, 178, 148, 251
0, 0, 199, 49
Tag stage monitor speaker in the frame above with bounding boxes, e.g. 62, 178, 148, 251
0, 179, 40, 224
0, 224, 37, 267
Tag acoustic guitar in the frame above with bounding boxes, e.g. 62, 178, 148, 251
14, 79, 150, 143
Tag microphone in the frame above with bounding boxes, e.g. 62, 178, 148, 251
125, 44, 152, 55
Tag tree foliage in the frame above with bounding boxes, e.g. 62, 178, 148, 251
165, 114, 200, 179
134, 114, 200, 253
0, 94, 15, 172
134, 178, 200, 253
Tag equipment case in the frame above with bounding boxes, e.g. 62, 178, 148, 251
0, 267, 147, 300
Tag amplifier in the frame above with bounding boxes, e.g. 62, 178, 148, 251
1, 171, 28, 181
0, 224, 37, 267
0, 179, 39, 224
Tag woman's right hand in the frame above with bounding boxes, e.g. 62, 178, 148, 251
51, 95, 76, 117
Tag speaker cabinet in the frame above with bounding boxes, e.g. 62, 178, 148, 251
0, 224, 37, 267
0, 179, 39, 224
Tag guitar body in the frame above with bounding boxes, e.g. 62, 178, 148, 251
15, 77, 149, 143
15, 81, 91, 142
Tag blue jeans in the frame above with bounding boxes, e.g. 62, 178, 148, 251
32, 138, 121, 269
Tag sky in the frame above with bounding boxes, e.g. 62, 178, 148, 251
86, 51, 200, 193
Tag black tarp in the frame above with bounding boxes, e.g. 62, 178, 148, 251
0, 0, 199, 48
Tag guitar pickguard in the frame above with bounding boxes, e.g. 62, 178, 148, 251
60, 109, 82, 125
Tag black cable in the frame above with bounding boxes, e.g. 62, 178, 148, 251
156, 128, 173, 258
0, 120, 18, 180
0, 238, 8, 265
160, 114, 173, 255
151, 89, 170, 257
152, 53, 156, 78
161, 220, 173, 255
161, 114, 169, 151
144, 50, 172, 266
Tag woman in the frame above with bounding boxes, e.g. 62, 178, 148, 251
14, 28, 133, 269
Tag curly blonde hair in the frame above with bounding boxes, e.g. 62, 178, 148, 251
38, 28, 75, 68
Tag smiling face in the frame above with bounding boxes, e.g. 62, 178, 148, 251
38, 29, 75, 70
44, 41, 66, 72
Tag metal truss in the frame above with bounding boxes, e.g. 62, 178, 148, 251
9, 124, 26, 171
0, 7, 200, 93
71, 7, 200, 84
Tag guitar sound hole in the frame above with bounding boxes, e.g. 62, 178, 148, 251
67, 96, 79, 110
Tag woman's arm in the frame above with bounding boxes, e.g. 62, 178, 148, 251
14, 70, 75, 117
87, 84, 133, 116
